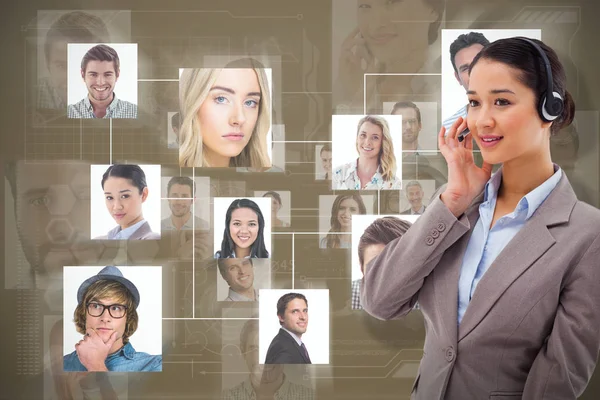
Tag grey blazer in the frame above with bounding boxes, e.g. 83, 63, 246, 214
95, 221, 160, 240
362, 173, 600, 399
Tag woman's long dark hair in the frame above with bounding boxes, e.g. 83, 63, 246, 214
219, 198, 269, 258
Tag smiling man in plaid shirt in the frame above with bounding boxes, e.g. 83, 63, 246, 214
68, 44, 137, 119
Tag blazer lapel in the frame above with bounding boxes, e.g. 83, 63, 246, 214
457, 174, 576, 342
129, 221, 150, 240
434, 191, 485, 345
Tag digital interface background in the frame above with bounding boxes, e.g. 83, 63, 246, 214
2, 0, 600, 399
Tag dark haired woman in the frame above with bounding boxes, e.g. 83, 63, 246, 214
320, 194, 367, 249
215, 198, 270, 258
362, 38, 600, 399
262, 191, 289, 228
95, 164, 159, 240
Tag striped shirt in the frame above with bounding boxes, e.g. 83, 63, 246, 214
68, 93, 138, 119
442, 104, 468, 131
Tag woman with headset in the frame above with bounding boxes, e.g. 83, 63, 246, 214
362, 37, 600, 399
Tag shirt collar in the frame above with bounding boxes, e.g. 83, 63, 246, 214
483, 163, 562, 220
280, 327, 303, 346
345, 158, 383, 183
106, 341, 135, 360
227, 288, 258, 301
84, 92, 120, 112
116, 219, 147, 238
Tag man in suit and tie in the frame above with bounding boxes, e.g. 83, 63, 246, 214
401, 181, 427, 215
264, 293, 312, 364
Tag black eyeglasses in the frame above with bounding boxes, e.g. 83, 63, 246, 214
86, 302, 128, 319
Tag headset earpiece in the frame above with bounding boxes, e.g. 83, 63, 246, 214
518, 38, 564, 123
540, 91, 564, 122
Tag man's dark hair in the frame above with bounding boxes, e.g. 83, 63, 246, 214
391, 101, 422, 124
276, 293, 307, 325
81, 44, 120, 75
449, 32, 490, 73
171, 112, 180, 130
167, 176, 195, 196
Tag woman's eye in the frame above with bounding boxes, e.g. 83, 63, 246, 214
30, 196, 50, 207
105, 196, 113, 201
468, 99, 479, 107
495, 98, 510, 106
111, 305, 123, 312
215, 96, 228, 104
244, 99, 258, 108
121, 194, 130, 199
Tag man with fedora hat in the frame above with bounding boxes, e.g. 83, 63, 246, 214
63, 266, 162, 371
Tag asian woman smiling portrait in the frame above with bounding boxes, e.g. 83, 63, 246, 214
178, 60, 272, 168
93, 164, 160, 240
215, 198, 270, 259
362, 38, 600, 399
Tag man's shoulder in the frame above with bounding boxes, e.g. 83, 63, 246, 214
113, 98, 138, 118
67, 99, 88, 118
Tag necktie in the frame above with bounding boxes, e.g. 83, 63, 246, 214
300, 343, 312, 363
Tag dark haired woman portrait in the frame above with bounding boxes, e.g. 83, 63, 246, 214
320, 194, 367, 249
215, 198, 269, 258
95, 164, 159, 240
362, 38, 600, 399
262, 191, 289, 228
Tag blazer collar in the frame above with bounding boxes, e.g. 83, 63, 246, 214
434, 172, 577, 344
129, 221, 152, 240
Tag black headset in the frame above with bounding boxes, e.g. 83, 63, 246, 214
517, 37, 564, 122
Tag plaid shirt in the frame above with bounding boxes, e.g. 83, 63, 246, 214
67, 93, 138, 119
36, 77, 66, 110
351, 279, 363, 310
222, 376, 315, 400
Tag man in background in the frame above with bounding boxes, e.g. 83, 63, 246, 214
400, 181, 426, 215
218, 259, 258, 301
442, 32, 490, 130
161, 176, 208, 231
265, 293, 311, 364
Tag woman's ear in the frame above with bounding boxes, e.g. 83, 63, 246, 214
141, 187, 149, 203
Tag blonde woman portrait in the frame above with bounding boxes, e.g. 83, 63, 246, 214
332, 115, 401, 190
178, 59, 272, 168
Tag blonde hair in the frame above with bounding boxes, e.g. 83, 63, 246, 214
178, 66, 271, 167
355, 115, 397, 182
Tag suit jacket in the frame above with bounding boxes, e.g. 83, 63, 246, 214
95, 221, 160, 240
362, 173, 600, 399
400, 205, 427, 215
264, 328, 311, 364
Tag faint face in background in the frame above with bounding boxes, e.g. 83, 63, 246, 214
337, 198, 361, 230
406, 184, 424, 209
242, 325, 284, 387
167, 183, 193, 218
9, 162, 107, 279
320, 149, 332, 174
198, 68, 261, 161
46, 39, 69, 99
221, 258, 255, 293
393, 107, 422, 145
356, 0, 439, 64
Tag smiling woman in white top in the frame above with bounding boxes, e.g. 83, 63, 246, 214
332, 115, 401, 190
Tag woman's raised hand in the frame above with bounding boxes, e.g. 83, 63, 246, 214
438, 117, 493, 217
